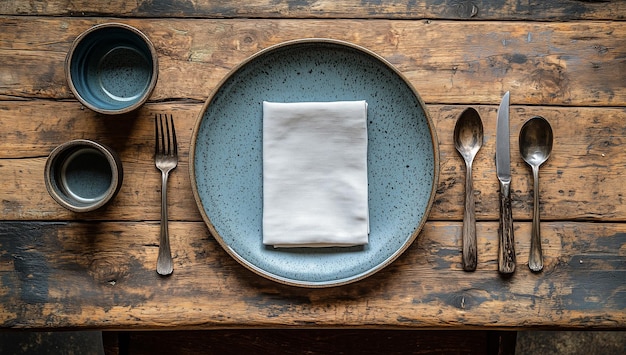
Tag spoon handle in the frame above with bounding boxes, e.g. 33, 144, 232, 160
529, 166, 543, 272
498, 179, 516, 274
462, 160, 478, 271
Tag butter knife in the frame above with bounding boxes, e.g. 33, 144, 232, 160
495, 91, 516, 274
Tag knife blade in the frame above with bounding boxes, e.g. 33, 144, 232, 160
495, 91, 516, 274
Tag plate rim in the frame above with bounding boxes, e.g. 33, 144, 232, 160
189, 38, 440, 287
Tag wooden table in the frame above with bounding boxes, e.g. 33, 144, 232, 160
1, 1, 624, 349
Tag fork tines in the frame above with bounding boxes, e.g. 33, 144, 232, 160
155, 113, 178, 156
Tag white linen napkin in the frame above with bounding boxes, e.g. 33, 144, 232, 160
262, 101, 369, 247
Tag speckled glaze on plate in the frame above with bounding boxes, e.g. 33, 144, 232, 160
190, 39, 439, 287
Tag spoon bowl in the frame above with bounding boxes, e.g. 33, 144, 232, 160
519, 116, 554, 272
454, 107, 484, 271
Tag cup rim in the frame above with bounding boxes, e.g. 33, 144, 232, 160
44, 139, 123, 212
65, 22, 159, 115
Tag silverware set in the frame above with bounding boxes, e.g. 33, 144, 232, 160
455, 91, 554, 273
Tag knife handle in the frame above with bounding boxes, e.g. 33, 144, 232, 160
498, 179, 516, 274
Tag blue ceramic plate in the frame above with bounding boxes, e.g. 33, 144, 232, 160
190, 39, 439, 287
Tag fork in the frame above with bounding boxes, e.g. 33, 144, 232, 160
155, 113, 178, 275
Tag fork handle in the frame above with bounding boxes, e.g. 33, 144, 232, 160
157, 170, 174, 275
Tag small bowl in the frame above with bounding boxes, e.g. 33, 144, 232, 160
45, 139, 123, 212
65, 23, 158, 114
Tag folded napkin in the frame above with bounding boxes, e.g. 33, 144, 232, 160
262, 101, 369, 247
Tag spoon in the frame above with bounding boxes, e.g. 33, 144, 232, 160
454, 107, 484, 271
519, 116, 553, 272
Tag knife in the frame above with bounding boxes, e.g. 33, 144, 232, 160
495, 91, 516, 274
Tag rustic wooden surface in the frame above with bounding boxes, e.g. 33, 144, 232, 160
0, 0, 625, 331
1, 0, 624, 20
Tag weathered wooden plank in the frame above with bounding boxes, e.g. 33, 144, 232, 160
1, 18, 624, 106
435, 104, 626, 222
0, 220, 623, 329
0, 101, 200, 221
0, 0, 624, 20
1, 101, 624, 222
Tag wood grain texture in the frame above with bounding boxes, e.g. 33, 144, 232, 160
0, 220, 624, 329
0, 0, 624, 20
1, 102, 625, 222
1, 18, 625, 106
0, 0, 625, 332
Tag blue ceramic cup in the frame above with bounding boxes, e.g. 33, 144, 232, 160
65, 23, 158, 114
45, 139, 123, 212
